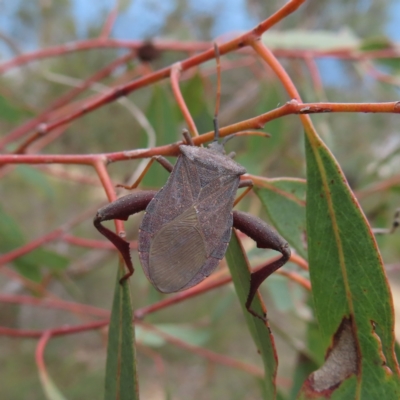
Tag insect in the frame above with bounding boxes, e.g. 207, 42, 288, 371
93, 127, 290, 319
93, 47, 290, 320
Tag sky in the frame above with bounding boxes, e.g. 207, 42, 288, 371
70, 0, 400, 40
71, 0, 258, 39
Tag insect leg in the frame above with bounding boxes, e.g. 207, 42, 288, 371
93, 190, 157, 282
117, 156, 174, 190
232, 210, 291, 321
182, 129, 195, 146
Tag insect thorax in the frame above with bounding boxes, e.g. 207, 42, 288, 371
179, 145, 247, 176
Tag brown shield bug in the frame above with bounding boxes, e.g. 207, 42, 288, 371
93, 126, 290, 320
93, 47, 290, 320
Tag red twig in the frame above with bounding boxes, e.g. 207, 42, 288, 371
35, 331, 52, 383
170, 63, 199, 137
277, 270, 310, 291
0, 39, 211, 74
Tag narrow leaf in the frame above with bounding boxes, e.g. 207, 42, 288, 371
299, 128, 400, 398
262, 29, 359, 50
225, 230, 278, 400
104, 265, 138, 400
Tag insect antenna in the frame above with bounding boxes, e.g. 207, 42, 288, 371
213, 42, 221, 143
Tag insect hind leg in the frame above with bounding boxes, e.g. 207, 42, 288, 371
232, 210, 291, 321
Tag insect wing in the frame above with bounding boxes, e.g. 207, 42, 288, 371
139, 152, 241, 293
196, 173, 239, 254
148, 206, 207, 292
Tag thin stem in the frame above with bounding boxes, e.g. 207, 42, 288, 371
170, 63, 199, 137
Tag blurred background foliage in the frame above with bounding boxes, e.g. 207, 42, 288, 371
0, 0, 399, 399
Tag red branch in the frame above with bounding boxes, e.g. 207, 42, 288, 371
0, 39, 211, 74
1, 0, 305, 143
1, 100, 399, 166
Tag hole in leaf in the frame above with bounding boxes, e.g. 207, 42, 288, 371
311, 317, 359, 392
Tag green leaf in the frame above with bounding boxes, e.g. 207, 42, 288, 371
299, 128, 400, 398
13, 248, 68, 282
104, 266, 138, 400
262, 29, 359, 50
359, 37, 400, 72
225, 230, 278, 400
14, 258, 42, 282
255, 179, 307, 258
